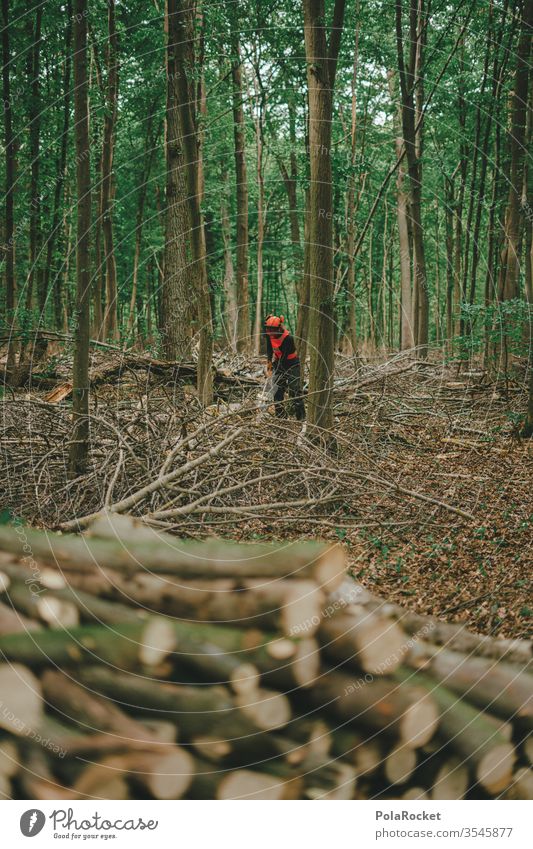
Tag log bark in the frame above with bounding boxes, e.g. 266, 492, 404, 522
310, 669, 438, 747
408, 642, 533, 723
0, 525, 345, 591
396, 669, 515, 794
319, 608, 407, 674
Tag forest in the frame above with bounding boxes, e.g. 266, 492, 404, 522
0, 0, 531, 805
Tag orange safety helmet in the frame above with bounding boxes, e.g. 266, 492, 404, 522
265, 314, 285, 331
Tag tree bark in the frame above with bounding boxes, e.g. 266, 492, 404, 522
69, 0, 92, 477
395, 0, 429, 355
45, 1, 73, 330
252, 68, 266, 354
303, 0, 346, 438
1, 0, 16, 377
502, 0, 532, 300
162, 0, 193, 359
172, 0, 213, 405
388, 70, 413, 350
231, 24, 250, 351
101, 0, 119, 341
27, 8, 43, 315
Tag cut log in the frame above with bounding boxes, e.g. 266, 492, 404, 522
0, 600, 40, 634
408, 642, 533, 723
217, 768, 301, 800
311, 670, 439, 748
77, 748, 195, 799
384, 745, 418, 785
0, 619, 175, 671
0, 739, 19, 779
0, 664, 43, 737
40, 670, 161, 746
118, 574, 325, 637
319, 609, 407, 674
396, 670, 515, 794
502, 767, 533, 800
431, 756, 470, 799
2, 582, 79, 628
0, 525, 346, 592
234, 687, 291, 731
402, 786, 429, 799
75, 666, 265, 742
333, 579, 532, 666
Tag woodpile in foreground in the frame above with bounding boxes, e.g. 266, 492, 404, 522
0, 516, 530, 800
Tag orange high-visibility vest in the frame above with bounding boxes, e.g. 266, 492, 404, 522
270, 329, 297, 361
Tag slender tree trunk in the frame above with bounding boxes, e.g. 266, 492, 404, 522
444, 177, 455, 346
453, 45, 467, 338
45, 1, 72, 329
127, 112, 159, 336
1, 0, 16, 377
101, 0, 119, 340
388, 69, 413, 350
395, 0, 429, 356
502, 0, 532, 301
220, 163, 237, 349
27, 8, 43, 315
172, 0, 213, 404
253, 75, 265, 355
345, 10, 360, 354
231, 25, 250, 351
303, 0, 346, 437
69, 0, 92, 477
162, 0, 193, 359
296, 187, 311, 369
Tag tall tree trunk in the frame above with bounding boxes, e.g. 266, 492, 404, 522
231, 25, 250, 351
303, 0, 346, 438
345, 11, 360, 354
502, 0, 532, 301
395, 0, 429, 356
101, 0, 119, 340
162, 0, 193, 359
453, 44, 467, 338
127, 112, 159, 337
296, 187, 311, 369
172, 0, 213, 404
27, 8, 43, 315
388, 69, 413, 350
69, 0, 92, 477
220, 162, 237, 349
45, 1, 73, 329
1, 0, 16, 377
253, 70, 265, 354
444, 177, 455, 346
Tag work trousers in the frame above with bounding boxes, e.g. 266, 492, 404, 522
272, 363, 305, 420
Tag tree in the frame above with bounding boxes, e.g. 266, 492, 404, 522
172, 0, 213, 404
231, 21, 250, 352
69, 0, 92, 477
161, 0, 194, 359
500, 0, 532, 301
303, 0, 346, 437
395, 0, 429, 356
1, 0, 16, 377
101, 0, 119, 341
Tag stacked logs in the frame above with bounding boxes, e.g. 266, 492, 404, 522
0, 516, 530, 801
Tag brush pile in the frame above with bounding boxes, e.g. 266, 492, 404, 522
0, 517, 530, 800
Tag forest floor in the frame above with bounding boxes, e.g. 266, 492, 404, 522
1, 342, 532, 641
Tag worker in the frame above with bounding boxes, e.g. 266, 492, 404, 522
264, 315, 305, 421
